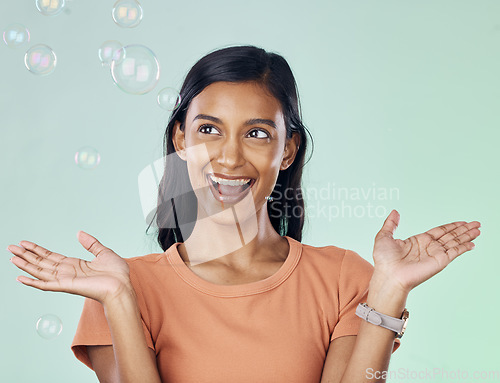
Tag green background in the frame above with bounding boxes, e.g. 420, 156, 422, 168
1, 0, 498, 382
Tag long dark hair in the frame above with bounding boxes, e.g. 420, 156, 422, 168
146, 45, 313, 251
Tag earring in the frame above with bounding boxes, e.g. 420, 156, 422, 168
265, 196, 274, 202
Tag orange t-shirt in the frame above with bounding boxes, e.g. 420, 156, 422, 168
71, 236, 400, 382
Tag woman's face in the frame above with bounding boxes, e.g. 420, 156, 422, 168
173, 81, 299, 225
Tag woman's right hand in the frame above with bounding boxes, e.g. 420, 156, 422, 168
7, 231, 132, 305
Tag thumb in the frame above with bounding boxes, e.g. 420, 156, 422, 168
376, 209, 400, 239
77, 230, 108, 257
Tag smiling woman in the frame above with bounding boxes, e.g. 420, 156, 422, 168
155, 46, 310, 251
7, 45, 481, 383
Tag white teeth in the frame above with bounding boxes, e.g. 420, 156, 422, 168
209, 175, 251, 186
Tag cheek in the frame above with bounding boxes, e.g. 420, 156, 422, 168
184, 145, 213, 189
256, 142, 284, 167
250, 148, 283, 178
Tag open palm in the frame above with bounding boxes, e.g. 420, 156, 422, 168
372, 210, 481, 293
8, 231, 131, 304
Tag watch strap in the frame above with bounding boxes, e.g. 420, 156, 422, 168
356, 303, 409, 338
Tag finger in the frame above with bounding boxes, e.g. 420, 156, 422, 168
439, 223, 481, 249
445, 241, 476, 261
426, 221, 467, 242
16, 275, 64, 292
10, 254, 59, 282
15, 241, 66, 263
7, 244, 59, 270
77, 231, 110, 257
376, 209, 400, 239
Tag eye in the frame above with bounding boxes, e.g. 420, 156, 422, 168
198, 124, 220, 135
247, 129, 270, 139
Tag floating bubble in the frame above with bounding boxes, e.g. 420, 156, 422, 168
110, 45, 160, 95
157, 87, 181, 111
24, 44, 57, 76
36, 314, 63, 339
112, 0, 143, 28
3, 24, 30, 47
75, 146, 101, 169
98, 40, 125, 66
36, 0, 66, 16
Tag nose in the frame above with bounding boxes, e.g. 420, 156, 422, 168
215, 136, 245, 170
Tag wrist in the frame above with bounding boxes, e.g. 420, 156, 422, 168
102, 282, 137, 308
367, 272, 409, 317
369, 268, 410, 295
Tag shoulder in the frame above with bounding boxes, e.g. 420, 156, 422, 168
123, 252, 169, 281
125, 252, 166, 264
296, 239, 374, 280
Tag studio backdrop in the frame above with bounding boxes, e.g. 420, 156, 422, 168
1, 1, 498, 382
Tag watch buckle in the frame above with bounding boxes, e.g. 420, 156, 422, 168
396, 308, 409, 339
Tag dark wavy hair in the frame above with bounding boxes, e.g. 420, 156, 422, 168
146, 45, 313, 251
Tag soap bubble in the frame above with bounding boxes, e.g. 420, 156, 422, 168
3, 24, 30, 47
112, 0, 143, 28
24, 44, 57, 76
36, 314, 63, 339
157, 87, 181, 111
36, 0, 66, 16
110, 45, 160, 95
98, 40, 125, 66
75, 146, 101, 169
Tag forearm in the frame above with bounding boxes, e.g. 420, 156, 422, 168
103, 286, 161, 383
339, 275, 409, 383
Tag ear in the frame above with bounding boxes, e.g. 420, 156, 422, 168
172, 121, 187, 161
280, 132, 301, 171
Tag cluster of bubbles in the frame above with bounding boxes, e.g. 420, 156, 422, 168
98, 41, 181, 109
97, 41, 181, 110
36, 314, 63, 339
6, 0, 184, 345
2, 0, 66, 76
3, 1, 181, 105
75, 146, 101, 170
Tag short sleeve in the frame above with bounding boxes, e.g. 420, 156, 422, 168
70, 264, 155, 369
330, 249, 401, 354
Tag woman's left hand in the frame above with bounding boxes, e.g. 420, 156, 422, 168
371, 210, 481, 294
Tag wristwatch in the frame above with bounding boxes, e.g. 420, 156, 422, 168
356, 303, 409, 339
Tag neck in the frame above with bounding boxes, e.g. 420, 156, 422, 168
178, 200, 283, 268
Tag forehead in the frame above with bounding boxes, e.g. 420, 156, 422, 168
187, 81, 284, 124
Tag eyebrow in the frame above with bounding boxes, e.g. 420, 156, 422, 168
192, 114, 277, 129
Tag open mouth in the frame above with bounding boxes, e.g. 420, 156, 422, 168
206, 174, 255, 203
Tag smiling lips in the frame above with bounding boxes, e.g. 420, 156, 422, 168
206, 173, 255, 203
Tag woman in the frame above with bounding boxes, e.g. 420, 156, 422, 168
7, 46, 481, 383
